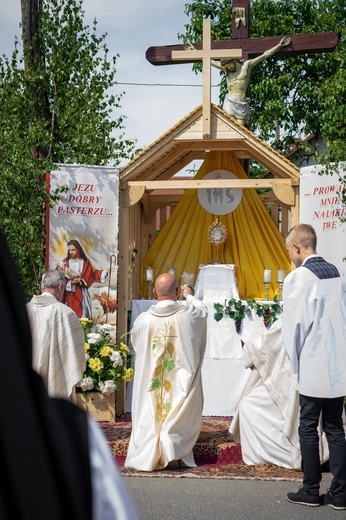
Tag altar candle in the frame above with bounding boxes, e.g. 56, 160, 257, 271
146, 267, 154, 282
277, 268, 285, 283
263, 269, 271, 283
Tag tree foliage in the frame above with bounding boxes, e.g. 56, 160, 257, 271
178, 0, 346, 162
0, 0, 136, 298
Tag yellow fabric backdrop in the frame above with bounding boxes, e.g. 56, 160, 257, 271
140, 151, 291, 299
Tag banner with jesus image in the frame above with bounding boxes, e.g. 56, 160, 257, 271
47, 164, 119, 325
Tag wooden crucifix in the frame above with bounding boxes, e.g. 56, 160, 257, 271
171, 18, 242, 138
147, 0, 338, 130
146, 0, 338, 63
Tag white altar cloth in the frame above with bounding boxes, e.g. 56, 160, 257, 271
195, 264, 266, 416
201, 310, 267, 416
195, 264, 239, 303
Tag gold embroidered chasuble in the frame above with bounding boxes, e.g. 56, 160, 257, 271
125, 297, 207, 471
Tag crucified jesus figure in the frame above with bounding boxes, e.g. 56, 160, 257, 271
211, 36, 291, 126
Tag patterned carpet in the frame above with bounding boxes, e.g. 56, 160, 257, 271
101, 415, 304, 481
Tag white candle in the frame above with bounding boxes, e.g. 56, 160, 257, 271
263, 269, 271, 283
146, 267, 154, 282
277, 268, 285, 283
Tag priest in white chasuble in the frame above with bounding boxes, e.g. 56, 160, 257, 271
229, 318, 329, 469
125, 274, 207, 471
27, 270, 86, 400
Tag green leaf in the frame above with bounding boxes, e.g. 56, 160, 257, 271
151, 378, 161, 389
164, 359, 175, 372
214, 311, 224, 322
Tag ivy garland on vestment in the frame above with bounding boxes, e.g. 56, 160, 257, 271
150, 323, 177, 423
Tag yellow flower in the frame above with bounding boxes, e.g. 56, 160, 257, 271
80, 318, 92, 325
100, 346, 113, 357
123, 368, 134, 382
88, 357, 104, 373
119, 342, 129, 353
84, 342, 90, 352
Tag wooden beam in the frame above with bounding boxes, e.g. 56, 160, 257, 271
273, 181, 295, 206
240, 139, 300, 181
146, 32, 339, 65
131, 144, 194, 181
176, 140, 247, 149
120, 142, 190, 182
124, 178, 295, 191
121, 184, 145, 207
147, 151, 205, 181
290, 186, 300, 227
149, 194, 182, 204
116, 198, 130, 414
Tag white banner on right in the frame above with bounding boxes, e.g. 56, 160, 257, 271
300, 163, 346, 272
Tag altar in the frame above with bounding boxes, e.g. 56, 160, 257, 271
195, 264, 267, 416
126, 265, 269, 416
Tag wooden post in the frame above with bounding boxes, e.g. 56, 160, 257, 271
21, 0, 49, 158
117, 194, 130, 414
171, 19, 241, 138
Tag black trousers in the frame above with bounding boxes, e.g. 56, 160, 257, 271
299, 394, 346, 497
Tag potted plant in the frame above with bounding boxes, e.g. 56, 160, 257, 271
76, 318, 134, 422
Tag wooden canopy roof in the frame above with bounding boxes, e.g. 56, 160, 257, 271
119, 103, 300, 208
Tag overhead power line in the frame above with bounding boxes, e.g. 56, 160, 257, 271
117, 82, 220, 87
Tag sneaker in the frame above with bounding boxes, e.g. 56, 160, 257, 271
286, 487, 320, 507
321, 490, 346, 510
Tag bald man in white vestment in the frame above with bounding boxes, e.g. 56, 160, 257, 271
229, 318, 329, 469
125, 273, 208, 471
27, 270, 86, 400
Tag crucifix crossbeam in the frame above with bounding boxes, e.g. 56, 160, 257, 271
146, 0, 338, 65
147, 32, 339, 66
171, 18, 242, 139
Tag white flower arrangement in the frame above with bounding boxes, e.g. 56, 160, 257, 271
77, 318, 134, 395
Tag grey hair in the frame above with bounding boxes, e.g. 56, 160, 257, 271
41, 270, 65, 291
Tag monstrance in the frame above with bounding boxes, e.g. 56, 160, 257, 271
207, 218, 227, 263
198, 169, 242, 263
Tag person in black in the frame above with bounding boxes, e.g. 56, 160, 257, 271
0, 230, 138, 520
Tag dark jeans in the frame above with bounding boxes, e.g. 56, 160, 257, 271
299, 394, 346, 497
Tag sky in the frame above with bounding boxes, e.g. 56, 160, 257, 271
0, 0, 223, 167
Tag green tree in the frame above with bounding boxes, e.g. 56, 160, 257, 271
178, 0, 346, 161
0, 0, 136, 298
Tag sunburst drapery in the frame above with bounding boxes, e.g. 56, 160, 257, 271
140, 151, 291, 299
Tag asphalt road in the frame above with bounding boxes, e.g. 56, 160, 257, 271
124, 472, 341, 520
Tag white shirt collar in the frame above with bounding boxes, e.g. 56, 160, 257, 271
156, 299, 176, 307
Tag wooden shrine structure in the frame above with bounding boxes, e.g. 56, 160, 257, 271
118, 101, 300, 334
